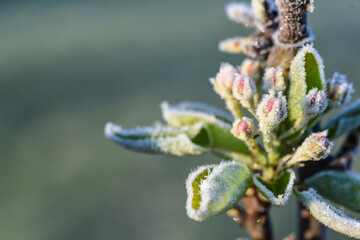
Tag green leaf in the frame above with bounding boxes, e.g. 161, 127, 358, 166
186, 161, 252, 221
105, 122, 208, 156
286, 45, 325, 127
325, 98, 360, 138
295, 188, 360, 239
305, 170, 360, 213
161, 102, 250, 155
253, 169, 295, 206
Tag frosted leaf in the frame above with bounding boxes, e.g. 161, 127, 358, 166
326, 98, 360, 138
161, 102, 251, 158
295, 188, 360, 239
253, 169, 295, 206
105, 122, 207, 156
305, 170, 360, 213
286, 44, 325, 127
186, 161, 252, 221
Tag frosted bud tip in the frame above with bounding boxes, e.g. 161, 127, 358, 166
231, 117, 255, 141
302, 88, 328, 121
327, 72, 354, 108
226, 2, 255, 27
232, 73, 257, 108
256, 89, 287, 138
288, 130, 333, 166
210, 63, 238, 99
263, 67, 286, 91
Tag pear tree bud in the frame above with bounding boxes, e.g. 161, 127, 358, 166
327, 72, 354, 108
302, 88, 328, 121
231, 117, 256, 141
232, 74, 257, 108
239, 58, 264, 83
226, 2, 255, 27
263, 67, 286, 91
210, 63, 238, 99
218, 37, 250, 54
256, 89, 287, 139
287, 130, 333, 167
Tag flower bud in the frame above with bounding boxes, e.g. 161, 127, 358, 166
226, 2, 255, 27
302, 88, 328, 121
263, 67, 286, 91
256, 90, 287, 138
327, 72, 354, 108
210, 63, 238, 99
231, 117, 255, 141
239, 58, 264, 83
232, 74, 257, 108
218, 37, 250, 54
287, 130, 333, 167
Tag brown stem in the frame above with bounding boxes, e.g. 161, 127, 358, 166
228, 187, 273, 240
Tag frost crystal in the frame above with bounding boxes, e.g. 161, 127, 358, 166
231, 117, 255, 141
302, 88, 328, 121
327, 72, 354, 108
210, 63, 238, 100
232, 74, 256, 108
256, 89, 287, 140
263, 67, 286, 91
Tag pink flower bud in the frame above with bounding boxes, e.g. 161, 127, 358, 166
327, 72, 354, 108
210, 63, 238, 99
263, 67, 286, 91
232, 74, 257, 108
231, 117, 255, 141
239, 58, 264, 83
256, 90, 287, 138
302, 88, 328, 121
288, 130, 333, 166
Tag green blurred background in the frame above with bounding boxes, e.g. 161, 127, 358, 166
1, 0, 359, 239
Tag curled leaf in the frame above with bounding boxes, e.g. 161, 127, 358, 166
253, 169, 295, 206
105, 122, 208, 156
186, 161, 252, 221
295, 188, 360, 239
162, 102, 250, 156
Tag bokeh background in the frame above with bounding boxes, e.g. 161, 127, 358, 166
1, 0, 360, 239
